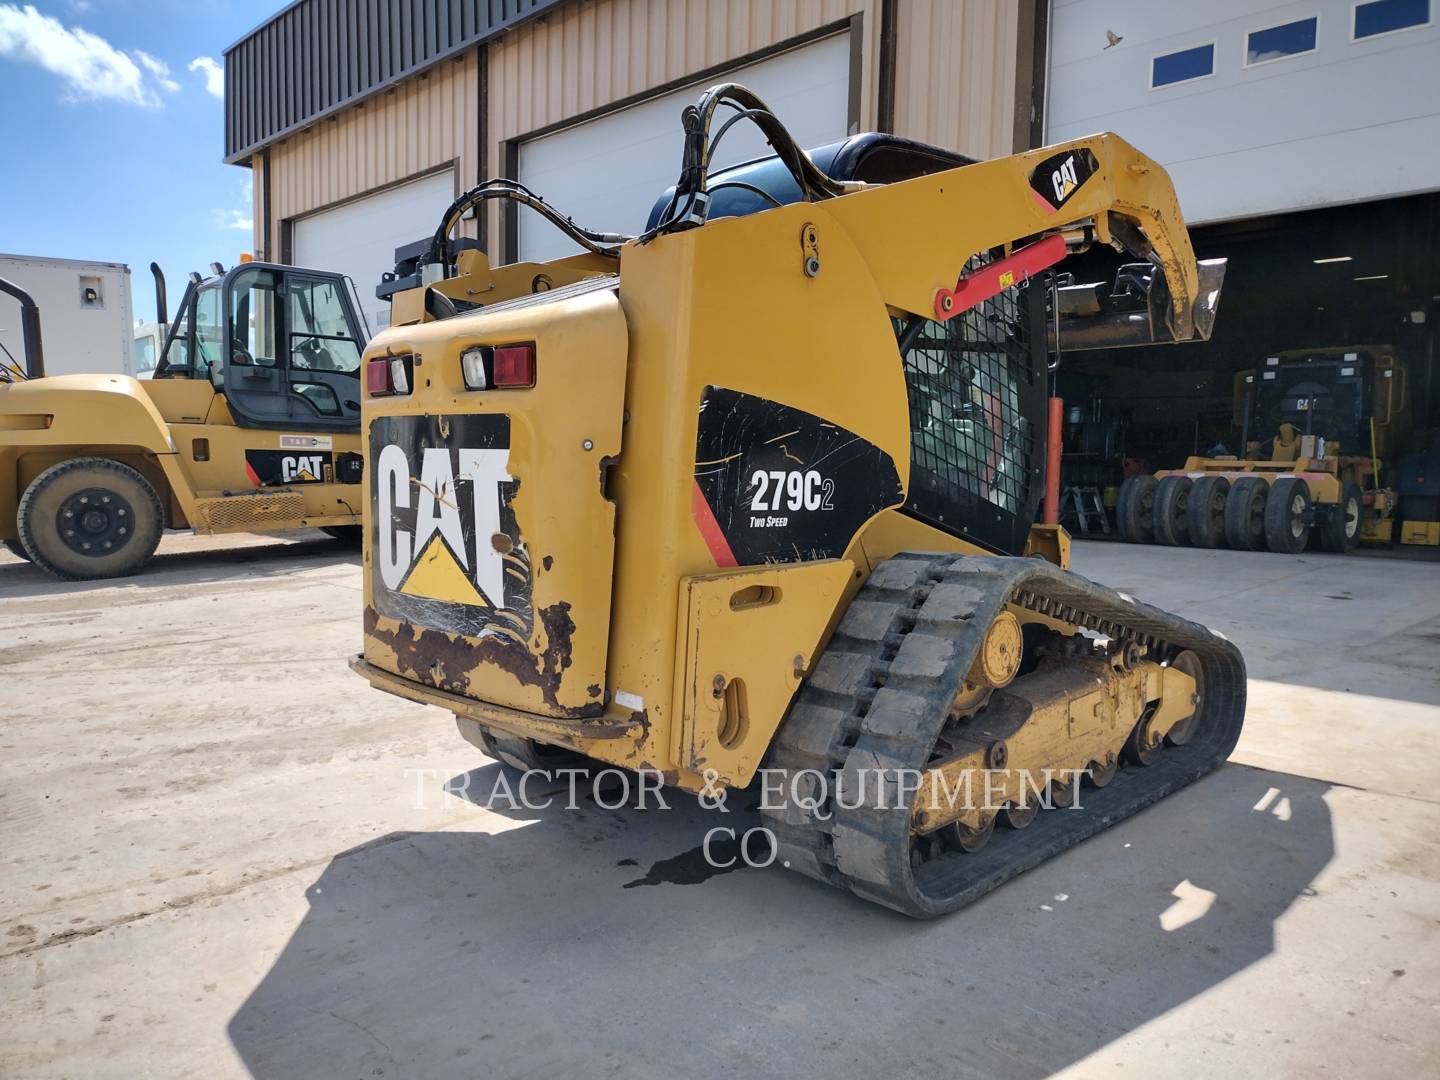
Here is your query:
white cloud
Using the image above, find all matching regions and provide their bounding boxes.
[0,3,177,107]
[213,177,255,234]
[189,55,223,99]
[135,50,178,94]
[213,209,254,232]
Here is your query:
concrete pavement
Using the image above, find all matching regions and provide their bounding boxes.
[1,534,1437,1078]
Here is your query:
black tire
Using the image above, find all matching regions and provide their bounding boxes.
[17,458,164,581]
[1152,476,1193,546]
[1187,476,1230,549]
[1264,476,1312,554]
[3,538,29,561]
[1224,477,1268,551]
[321,525,363,545]
[1317,482,1362,553]
[1117,475,1159,544]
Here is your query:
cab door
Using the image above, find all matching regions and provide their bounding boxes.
[221,263,367,433]
[204,264,367,512]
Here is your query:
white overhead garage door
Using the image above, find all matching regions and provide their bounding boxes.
[517,33,852,263]
[292,168,456,333]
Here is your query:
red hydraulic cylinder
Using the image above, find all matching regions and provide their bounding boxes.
[1043,397,1063,525]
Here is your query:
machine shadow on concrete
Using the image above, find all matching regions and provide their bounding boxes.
[228,760,1334,1079]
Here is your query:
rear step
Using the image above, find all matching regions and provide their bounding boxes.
[761,553,1246,918]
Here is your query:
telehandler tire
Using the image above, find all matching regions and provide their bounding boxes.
[1224,477,1268,550]
[18,458,164,581]
[1264,476,1312,554]
[1117,475,1158,543]
[3,538,29,561]
[1152,476,1193,546]
[1187,476,1230,548]
[1316,482,1362,553]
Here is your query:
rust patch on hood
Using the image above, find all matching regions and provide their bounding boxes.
[364,602,599,718]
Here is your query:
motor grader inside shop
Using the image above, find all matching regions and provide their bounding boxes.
[350,84,1244,918]
[1116,345,1410,555]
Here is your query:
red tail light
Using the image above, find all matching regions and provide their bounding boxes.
[492,344,535,388]
[366,358,392,396]
[367,355,412,396]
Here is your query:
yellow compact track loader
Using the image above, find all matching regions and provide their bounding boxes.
[1117,346,1408,554]
[1,262,368,580]
[351,85,1244,917]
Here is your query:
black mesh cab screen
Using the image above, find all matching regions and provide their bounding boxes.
[896,264,1049,556]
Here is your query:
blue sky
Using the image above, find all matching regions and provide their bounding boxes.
[0,0,288,323]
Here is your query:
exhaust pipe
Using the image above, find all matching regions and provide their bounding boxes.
[0,276,45,380]
[150,262,168,325]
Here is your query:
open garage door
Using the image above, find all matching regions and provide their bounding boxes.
[292,169,456,332]
[517,33,852,263]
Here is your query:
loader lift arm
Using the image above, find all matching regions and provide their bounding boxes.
[824,131,1222,347]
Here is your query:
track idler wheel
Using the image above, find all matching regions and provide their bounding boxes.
[1086,753,1119,788]
[1001,801,1039,830]
[1124,707,1163,766]
[1165,650,1204,746]
[941,813,997,854]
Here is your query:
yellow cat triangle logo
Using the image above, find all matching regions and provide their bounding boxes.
[295,468,318,481]
[399,535,490,606]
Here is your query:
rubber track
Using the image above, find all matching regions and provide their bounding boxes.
[761,553,1246,918]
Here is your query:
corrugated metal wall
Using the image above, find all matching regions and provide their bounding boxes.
[250,0,1035,261]
[225,0,559,163]
[892,0,1023,160]
[259,50,482,260]
[484,0,878,247]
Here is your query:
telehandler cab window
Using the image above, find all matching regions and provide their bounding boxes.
[230,269,280,368]
[287,277,361,376]
[193,285,224,380]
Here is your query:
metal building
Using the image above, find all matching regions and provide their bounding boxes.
[226,0,1046,329]
[1043,0,1440,520]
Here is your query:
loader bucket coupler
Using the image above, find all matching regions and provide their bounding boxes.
[1052,257,1227,351]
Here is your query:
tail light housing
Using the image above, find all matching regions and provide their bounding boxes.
[367,355,413,397]
[460,343,535,390]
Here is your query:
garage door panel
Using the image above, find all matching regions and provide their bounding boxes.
[293,169,456,332]
[518,34,850,263]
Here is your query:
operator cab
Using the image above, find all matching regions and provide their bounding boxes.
[153,262,369,432]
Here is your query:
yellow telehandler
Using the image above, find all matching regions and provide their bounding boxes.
[1,261,368,580]
[349,85,1243,917]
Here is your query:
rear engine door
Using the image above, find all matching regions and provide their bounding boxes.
[365,280,627,719]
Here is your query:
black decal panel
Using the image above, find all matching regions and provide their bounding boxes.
[1029,147,1099,213]
[369,414,531,639]
[244,449,332,486]
[692,386,903,565]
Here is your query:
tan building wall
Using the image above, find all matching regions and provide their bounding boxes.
[254,49,481,262]
[484,0,886,253]
[892,0,1025,159]
[251,0,1035,264]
